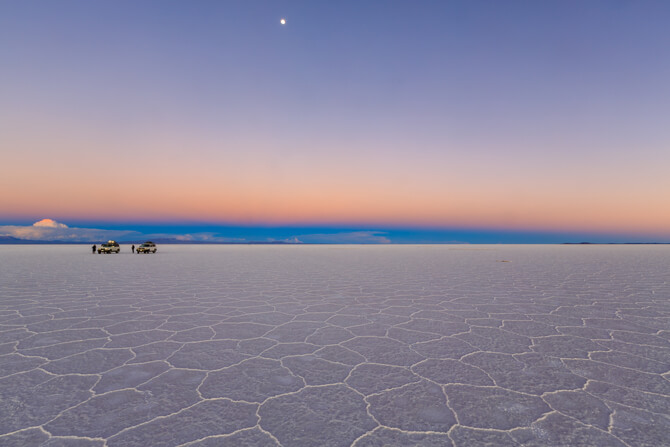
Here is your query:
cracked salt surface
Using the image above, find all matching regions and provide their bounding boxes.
[0,244,669,446]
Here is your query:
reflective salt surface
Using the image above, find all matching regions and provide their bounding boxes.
[0,245,668,446]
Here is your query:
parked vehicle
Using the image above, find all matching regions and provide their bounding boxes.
[136,241,157,254]
[98,240,120,254]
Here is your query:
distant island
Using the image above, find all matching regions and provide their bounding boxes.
[561,242,670,245]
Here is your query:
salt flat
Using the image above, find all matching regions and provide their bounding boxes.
[0,245,668,446]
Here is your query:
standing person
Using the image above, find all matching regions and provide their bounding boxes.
[132,244,135,254]
[92,244,96,254]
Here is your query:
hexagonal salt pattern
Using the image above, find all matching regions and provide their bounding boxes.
[0,244,668,446]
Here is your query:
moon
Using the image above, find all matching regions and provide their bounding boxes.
[280,18,286,25]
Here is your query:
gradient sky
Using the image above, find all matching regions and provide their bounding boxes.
[1,1,669,242]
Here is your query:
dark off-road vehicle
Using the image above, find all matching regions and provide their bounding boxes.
[136,241,157,254]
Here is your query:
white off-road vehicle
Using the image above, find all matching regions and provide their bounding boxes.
[98,240,120,254]
[136,241,157,254]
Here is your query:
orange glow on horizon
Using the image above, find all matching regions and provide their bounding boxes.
[2,166,669,236]
[2,115,669,237]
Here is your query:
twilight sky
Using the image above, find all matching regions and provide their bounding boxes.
[1,1,669,243]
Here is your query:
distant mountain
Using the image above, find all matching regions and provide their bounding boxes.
[0,236,26,244]
[562,242,670,245]
[128,238,291,245]
[0,236,72,244]
[0,235,292,245]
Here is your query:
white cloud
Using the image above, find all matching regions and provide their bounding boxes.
[282,237,303,244]
[265,236,303,244]
[33,218,68,228]
[0,221,390,244]
[0,219,138,242]
[294,231,391,244]
[0,223,250,243]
